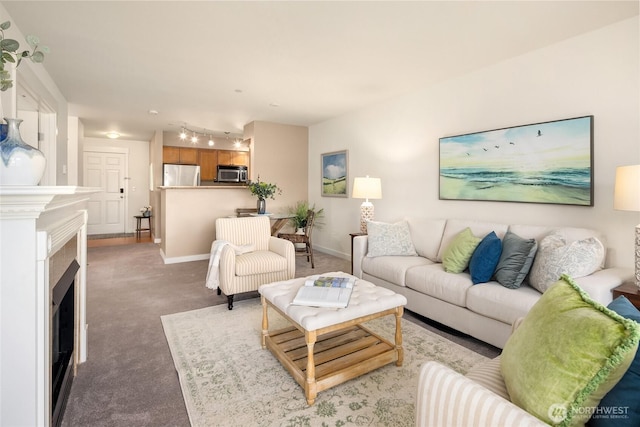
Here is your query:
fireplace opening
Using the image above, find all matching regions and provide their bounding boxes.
[51,259,79,427]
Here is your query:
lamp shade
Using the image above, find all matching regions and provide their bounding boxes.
[352,176,382,200]
[614,165,640,212]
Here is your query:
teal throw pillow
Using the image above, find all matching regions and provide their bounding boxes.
[468,231,502,284]
[590,296,640,427]
[493,230,537,289]
[442,227,481,273]
[501,276,640,427]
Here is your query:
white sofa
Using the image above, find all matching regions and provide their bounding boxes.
[352,218,632,349]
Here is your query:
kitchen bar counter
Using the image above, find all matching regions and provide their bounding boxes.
[158,186,291,264]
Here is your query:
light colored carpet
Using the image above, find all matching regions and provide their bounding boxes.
[161,298,488,427]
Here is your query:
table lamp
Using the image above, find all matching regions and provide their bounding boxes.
[614,164,640,287]
[352,176,382,233]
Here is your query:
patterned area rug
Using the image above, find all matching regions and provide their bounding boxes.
[161,299,488,427]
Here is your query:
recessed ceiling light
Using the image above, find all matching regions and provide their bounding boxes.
[269,102,280,107]
[148,109,159,115]
[234,89,243,93]
[106,131,120,139]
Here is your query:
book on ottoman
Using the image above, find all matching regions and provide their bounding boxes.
[292,275,355,308]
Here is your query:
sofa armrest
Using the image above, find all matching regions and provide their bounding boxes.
[416,361,546,427]
[573,267,634,306]
[352,235,368,278]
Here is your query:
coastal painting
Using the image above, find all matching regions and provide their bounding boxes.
[321,150,348,197]
[439,116,593,206]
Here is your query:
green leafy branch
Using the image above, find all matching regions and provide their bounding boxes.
[0,21,49,91]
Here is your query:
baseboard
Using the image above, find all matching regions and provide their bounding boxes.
[160,249,209,265]
[314,245,349,260]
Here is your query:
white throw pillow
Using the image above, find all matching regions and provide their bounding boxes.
[529,232,605,293]
[366,220,418,257]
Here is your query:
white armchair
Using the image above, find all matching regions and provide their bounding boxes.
[215,216,295,309]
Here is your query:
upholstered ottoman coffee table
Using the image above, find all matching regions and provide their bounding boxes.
[258,272,407,405]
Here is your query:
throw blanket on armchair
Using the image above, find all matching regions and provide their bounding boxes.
[205,240,255,290]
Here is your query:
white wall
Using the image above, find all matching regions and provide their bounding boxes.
[309,17,640,269]
[83,138,150,233]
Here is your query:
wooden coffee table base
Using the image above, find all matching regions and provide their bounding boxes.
[261,299,404,405]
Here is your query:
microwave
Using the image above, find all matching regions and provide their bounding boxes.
[217,165,248,183]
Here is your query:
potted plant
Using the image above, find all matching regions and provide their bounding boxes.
[0,21,49,185]
[247,176,282,214]
[288,200,324,232]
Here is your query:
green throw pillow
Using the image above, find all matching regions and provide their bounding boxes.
[501,275,640,427]
[442,227,481,273]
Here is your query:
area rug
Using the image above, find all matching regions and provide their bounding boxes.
[161,298,488,427]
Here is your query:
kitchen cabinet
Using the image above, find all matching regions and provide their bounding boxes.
[163,146,198,165]
[218,150,249,166]
[199,150,218,181]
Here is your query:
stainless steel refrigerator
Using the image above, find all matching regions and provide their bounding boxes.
[163,164,201,186]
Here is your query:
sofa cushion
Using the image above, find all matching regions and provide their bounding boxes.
[508,224,607,269]
[493,230,538,289]
[406,218,446,261]
[591,296,640,427]
[469,231,502,284]
[437,219,509,262]
[501,276,640,427]
[466,282,541,326]
[465,356,510,401]
[405,264,472,307]
[442,227,482,273]
[361,255,432,287]
[529,232,605,293]
[366,220,418,257]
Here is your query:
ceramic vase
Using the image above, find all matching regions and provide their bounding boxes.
[0,118,46,185]
[257,198,266,214]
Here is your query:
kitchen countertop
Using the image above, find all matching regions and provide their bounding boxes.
[158,184,248,189]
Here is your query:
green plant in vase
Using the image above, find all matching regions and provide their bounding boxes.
[0,21,49,185]
[247,176,281,214]
[288,200,324,231]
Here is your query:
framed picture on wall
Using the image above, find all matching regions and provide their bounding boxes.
[321,150,348,197]
[439,116,594,206]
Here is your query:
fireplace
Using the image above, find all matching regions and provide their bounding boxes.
[51,259,79,427]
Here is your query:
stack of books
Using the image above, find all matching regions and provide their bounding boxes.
[292,275,356,308]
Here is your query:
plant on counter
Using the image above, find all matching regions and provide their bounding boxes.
[1,20,49,91]
[247,177,282,201]
[288,200,324,230]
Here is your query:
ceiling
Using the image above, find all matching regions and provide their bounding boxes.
[3,1,638,142]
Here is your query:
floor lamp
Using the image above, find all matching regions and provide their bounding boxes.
[352,176,382,233]
[614,164,640,287]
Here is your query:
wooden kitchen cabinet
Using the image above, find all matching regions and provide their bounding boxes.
[218,150,249,166]
[163,146,198,165]
[199,150,218,181]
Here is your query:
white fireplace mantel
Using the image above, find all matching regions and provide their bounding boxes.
[0,186,100,427]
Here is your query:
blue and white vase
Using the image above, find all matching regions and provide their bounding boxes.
[0,118,46,185]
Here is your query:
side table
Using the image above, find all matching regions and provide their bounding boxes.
[134,215,152,239]
[350,232,366,274]
[612,282,640,309]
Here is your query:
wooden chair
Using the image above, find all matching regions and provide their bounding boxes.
[236,208,257,217]
[278,209,316,268]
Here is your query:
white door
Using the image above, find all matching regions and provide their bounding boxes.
[84,151,127,235]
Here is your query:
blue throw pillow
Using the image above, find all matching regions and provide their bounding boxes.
[591,296,640,427]
[468,231,502,284]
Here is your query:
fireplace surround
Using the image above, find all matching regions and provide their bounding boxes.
[0,186,98,426]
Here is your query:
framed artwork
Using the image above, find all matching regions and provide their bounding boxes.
[321,150,348,197]
[439,116,594,206]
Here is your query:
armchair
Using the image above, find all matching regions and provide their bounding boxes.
[215,216,295,309]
